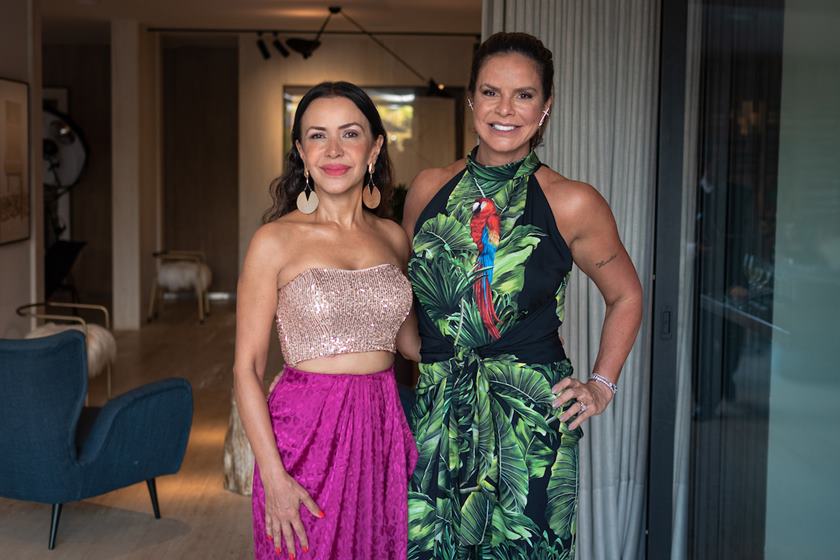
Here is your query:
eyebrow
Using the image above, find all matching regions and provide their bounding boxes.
[305,122,364,133]
[479,83,538,93]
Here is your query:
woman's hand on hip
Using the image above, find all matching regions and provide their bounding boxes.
[551,377,614,430]
[263,471,324,557]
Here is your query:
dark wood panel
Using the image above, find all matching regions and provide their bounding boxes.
[42,45,112,306]
[163,46,239,293]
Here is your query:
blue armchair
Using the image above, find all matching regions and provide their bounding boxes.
[0,330,193,550]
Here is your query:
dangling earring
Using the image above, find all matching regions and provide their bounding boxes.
[362,162,381,210]
[467,98,474,111]
[296,167,319,214]
[538,108,550,127]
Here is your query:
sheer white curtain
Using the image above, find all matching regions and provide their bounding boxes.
[671,3,703,559]
[482,1,661,558]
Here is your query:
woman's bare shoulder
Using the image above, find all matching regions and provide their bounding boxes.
[370,216,411,261]
[413,159,466,191]
[536,166,610,216]
[247,214,312,261]
[535,166,615,244]
[403,159,466,232]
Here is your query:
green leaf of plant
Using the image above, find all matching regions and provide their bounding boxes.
[458,490,494,546]
[484,361,554,435]
[492,225,544,296]
[546,444,579,540]
[493,179,530,234]
[489,505,540,545]
[413,213,474,258]
[444,300,491,348]
[555,273,570,323]
[409,255,475,322]
[474,370,496,474]
[408,492,437,552]
[412,364,451,491]
[492,400,530,512]
[515,420,556,479]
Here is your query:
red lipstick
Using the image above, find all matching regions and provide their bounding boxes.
[321,164,351,176]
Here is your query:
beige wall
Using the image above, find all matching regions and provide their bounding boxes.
[0,0,42,338]
[111,20,161,330]
[237,33,475,265]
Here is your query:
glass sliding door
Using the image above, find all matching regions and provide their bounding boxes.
[663,0,840,558]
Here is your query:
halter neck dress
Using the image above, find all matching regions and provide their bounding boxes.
[407,151,581,558]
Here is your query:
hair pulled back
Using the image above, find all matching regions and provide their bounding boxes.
[468,32,555,149]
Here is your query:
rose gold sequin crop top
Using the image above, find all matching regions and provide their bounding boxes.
[275,264,413,365]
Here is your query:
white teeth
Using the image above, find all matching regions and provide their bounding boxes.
[491,124,515,131]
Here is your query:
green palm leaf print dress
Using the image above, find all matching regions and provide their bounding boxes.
[407,150,581,559]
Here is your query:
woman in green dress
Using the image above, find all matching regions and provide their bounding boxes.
[399,32,643,558]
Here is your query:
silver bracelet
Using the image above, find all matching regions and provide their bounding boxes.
[589,373,618,395]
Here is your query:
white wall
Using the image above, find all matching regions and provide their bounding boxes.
[0,0,42,338]
[765,0,840,557]
[237,33,475,265]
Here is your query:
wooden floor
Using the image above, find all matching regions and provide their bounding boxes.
[0,301,282,558]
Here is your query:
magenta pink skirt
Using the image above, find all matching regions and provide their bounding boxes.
[252,365,417,559]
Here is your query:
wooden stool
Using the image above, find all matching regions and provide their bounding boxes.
[148,250,212,323]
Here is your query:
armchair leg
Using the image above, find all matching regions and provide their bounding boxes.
[195,286,205,324]
[49,503,63,550]
[147,280,160,323]
[147,478,161,519]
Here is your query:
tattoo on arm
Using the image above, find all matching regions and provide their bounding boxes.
[595,254,617,269]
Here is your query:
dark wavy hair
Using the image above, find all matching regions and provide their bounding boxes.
[468,32,555,150]
[263,81,394,222]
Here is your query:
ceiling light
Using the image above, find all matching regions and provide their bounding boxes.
[256,33,271,60]
[286,5,339,59]
[286,37,321,59]
[272,33,290,57]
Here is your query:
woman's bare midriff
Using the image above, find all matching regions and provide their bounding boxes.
[291,350,396,375]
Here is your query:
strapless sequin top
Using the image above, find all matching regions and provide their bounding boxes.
[275,264,413,365]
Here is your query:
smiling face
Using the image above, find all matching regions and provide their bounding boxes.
[295,96,383,198]
[471,52,551,165]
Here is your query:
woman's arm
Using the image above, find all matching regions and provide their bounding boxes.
[397,166,458,363]
[233,224,322,555]
[396,309,421,363]
[545,178,643,429]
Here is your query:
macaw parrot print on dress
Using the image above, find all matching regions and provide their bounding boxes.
[470,197,502,339]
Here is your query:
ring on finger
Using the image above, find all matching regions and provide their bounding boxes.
[578,401,587,414]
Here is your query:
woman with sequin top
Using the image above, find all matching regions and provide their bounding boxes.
[233,82,418,560]
[399,33,643,558]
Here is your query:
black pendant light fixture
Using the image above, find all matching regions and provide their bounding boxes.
[286,6,340,59]
[255,32,271,60]
[272,32,290,57]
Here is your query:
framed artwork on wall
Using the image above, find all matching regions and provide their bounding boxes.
[0,77,30,246]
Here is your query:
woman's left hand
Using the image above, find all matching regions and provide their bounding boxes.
[551,377,614,430]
